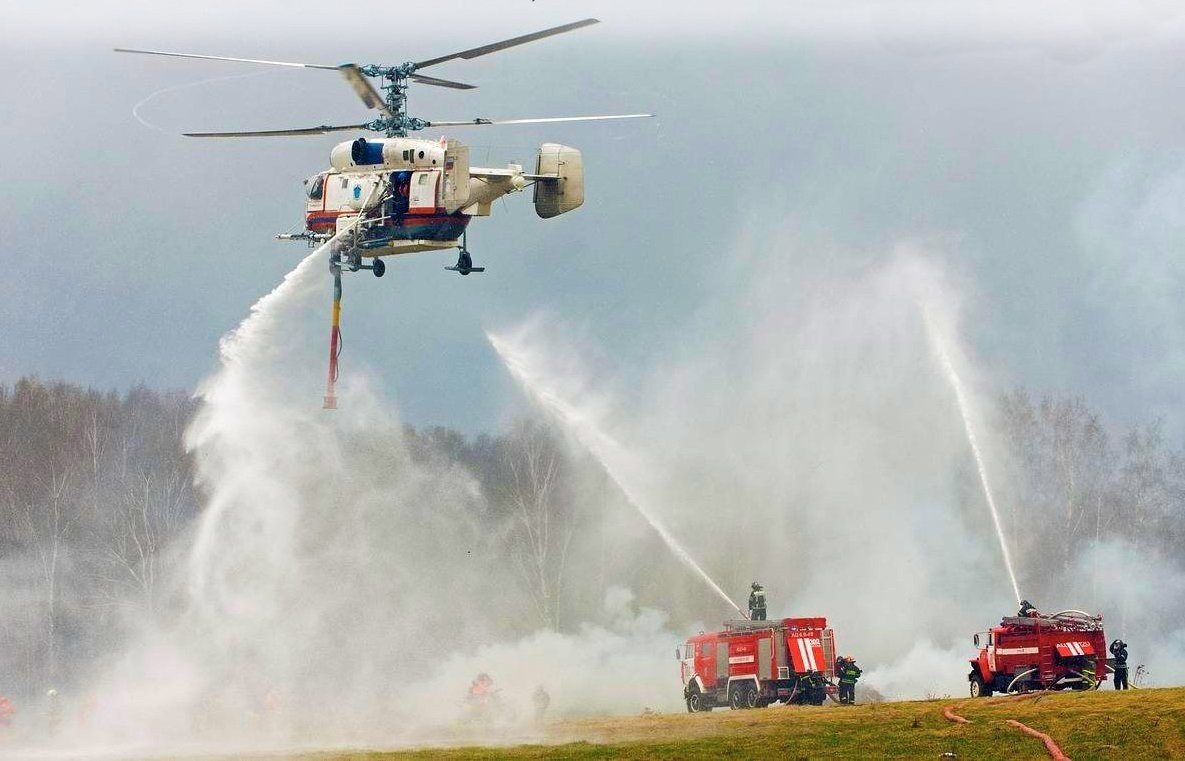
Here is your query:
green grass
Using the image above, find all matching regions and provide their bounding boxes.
[284,687,1185,760]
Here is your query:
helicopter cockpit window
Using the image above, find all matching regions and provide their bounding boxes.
[305,175,324,200]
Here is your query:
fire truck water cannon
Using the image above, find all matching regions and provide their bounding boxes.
[678,617,839,712]
[968,609,1109,697]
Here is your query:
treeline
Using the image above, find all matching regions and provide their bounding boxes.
[993,389,1185,586]
[0,379,613,703]
[0,379,198,701]
[1,376,1183,703]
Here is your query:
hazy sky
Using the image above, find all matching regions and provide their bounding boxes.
[2,1,1183,436]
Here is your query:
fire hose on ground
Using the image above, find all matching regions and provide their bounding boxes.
[941,693,1071,761]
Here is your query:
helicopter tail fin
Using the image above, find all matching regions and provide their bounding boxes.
[532,144,583,219]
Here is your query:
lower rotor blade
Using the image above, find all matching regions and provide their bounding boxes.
[184,123,370,138]
[410,73,477,90]
[423,114,653,127]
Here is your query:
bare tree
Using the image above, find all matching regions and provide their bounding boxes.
[497,419,578,630]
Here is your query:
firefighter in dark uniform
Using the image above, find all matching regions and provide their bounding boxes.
[838,657,862,704]
[1018,600,1038,617]
[1110,639,1130,690]
[748,582,767,621]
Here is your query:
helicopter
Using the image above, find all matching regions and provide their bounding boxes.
[117,19,650,409]
[116,19,649,278]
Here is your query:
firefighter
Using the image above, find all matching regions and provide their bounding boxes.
[748,582,767,621]
[468,673,493,701]
[46,688,60,734]
[532,684,550,724]
[1018,600,1039,618]
[800,671,827,705]
[838,657,862,704]
[1110,639,1129,690]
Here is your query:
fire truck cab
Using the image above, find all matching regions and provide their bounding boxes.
[968,610,1107,696]
[678,617,837,712]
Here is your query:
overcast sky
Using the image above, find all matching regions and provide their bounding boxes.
[1,1,1183,436]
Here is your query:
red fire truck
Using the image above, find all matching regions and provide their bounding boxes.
[678,617,838,711]
[968,610,1107,696]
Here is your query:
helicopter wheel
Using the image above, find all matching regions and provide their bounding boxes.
[372,258,386,278]
[458,251,473,274]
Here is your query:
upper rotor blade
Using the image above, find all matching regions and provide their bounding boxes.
[338,65,392,116]
[423,114,653,127]
[114,48,339,70]
[183,123,370,138]
[409,73,477,90]
[413,18,600,69]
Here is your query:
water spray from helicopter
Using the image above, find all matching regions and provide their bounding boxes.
[487,330,749,620]
[920,304,1023,606]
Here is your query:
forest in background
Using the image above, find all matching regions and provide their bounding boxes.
[1,376,1183,703]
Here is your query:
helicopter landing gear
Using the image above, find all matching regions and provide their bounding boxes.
[329,246,384,277]
[446,231,485,276]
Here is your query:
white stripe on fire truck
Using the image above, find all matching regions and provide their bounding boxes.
[729,655,755,665]
[796,638,818,671]
[994,647,1040,655]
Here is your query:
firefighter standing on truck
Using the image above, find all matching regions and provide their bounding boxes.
[1110,639,1129,690]
[748,582,767,621]
[838,657,862,704]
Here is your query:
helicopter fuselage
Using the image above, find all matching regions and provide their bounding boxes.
[303,136,512,257]
[299,136,582,258]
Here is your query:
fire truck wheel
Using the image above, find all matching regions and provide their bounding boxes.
[686,689,710,713]
[970,675,992,698]
[730,684,758,710]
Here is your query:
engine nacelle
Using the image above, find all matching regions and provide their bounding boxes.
[533,143,584,219]
[329,137,445,172]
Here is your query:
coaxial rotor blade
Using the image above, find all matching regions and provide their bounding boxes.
[413,18,600,69]
[338,64,392,116]
[422,113,653,127]
[409,73,477,90]
[183,123,370,138]
[114,48,340,70]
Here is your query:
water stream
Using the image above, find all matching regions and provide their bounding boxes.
[487,330,749,619]
[922,308,1022,605]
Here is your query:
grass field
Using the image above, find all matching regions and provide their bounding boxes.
[293,687,1185,760]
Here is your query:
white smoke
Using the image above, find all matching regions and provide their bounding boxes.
[861,641,969,700]
[13,244,689,757]
[484,243,1031,698]
[1061,539,1185,687]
